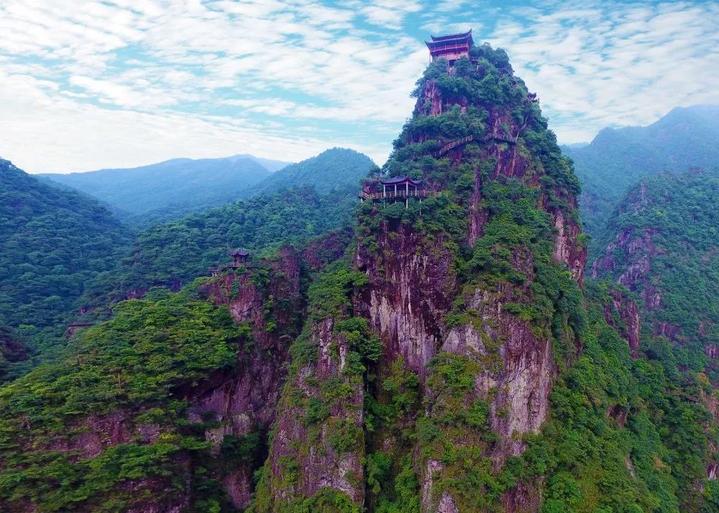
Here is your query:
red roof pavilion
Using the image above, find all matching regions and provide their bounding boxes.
[426,30,474,63]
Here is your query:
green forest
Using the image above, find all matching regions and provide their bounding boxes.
[1,33,719,513]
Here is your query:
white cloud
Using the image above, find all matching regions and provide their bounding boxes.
[0,0,717,171]
[486,1,719,142]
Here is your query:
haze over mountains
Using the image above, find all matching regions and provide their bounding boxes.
[564,105,719,240]
[6,39,719,512]
[40,148,373,226]
[39,154,285,225]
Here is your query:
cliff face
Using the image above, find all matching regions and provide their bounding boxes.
[602,288,641,356]
[355,223,457,376]
[591,171,719,496]
[190,247,304,509]
[0,247,311,513]
[592,171,719,366]
[4,40,717,513]
[252,45,586,513]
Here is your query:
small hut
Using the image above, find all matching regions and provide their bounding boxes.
[230,248,250,268]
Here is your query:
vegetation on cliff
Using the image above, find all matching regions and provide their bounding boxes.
[0,159,131,376]
[83,186,357,313]
[2,39,719,513]
[565,105,719,243]
[593,170,719,379]
[0,287,241,512]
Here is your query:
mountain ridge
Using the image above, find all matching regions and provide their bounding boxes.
[563,104,719,241]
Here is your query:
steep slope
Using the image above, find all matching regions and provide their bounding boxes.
[253,43,583,513]
[565,105,719,240]
[248,148,375,197]
[82,187,357,311]
[593,170,719,377]
[41,155,274,225]
[3,43,718,513]
[0,244,349,513]
[0,159,130,346]
[0,327,28,382]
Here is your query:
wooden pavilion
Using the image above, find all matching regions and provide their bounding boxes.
[230,248,250,268]
[359,176,431,208]
[426,30,474,64]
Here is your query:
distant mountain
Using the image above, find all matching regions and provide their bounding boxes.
[249,147,375,196]
[40,154,282,224]
[565,105,719,241]
[239,154,290,172]
[83,187,358,310]
[0,158,131,371]
[41,150,372,227]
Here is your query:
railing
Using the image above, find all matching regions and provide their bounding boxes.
[434,134,475,157]
[431,133,516,158]
[360,189,436,201]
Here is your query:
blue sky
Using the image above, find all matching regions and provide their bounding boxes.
[0,0,717,172]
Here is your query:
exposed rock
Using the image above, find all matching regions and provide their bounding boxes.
[191,247,304,507]
[551,208,586,283]
[454,288,554,461]
[603,289,641,356]
[502,480,542,513]
[654,321,681,341]
[263,318,365,508]
[421,459,445,513]
[592,228,657,290]
[607,404,629,427]
[356,223,457,377]
[709,463,718,481]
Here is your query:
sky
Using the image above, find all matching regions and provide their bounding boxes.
[0,0,718,173]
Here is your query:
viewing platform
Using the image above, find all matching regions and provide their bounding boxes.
[359,176,437,207]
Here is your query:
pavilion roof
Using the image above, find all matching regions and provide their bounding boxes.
[426,30,473,50]
[380,176,422,186]
[230,248,250,257]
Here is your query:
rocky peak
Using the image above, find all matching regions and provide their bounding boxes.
[251,42,588,513]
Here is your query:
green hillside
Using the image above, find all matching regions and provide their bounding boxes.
[592,170,719,378]
[566,105,719,241]
[83,186,358,309]
[41,155,274,225]
[0,159,131,335]
[248,148,375,196]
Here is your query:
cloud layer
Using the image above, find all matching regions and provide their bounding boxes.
[0,0,717,172]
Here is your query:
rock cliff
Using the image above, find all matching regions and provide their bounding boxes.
[253,43,586,513]
[5,39,712,513]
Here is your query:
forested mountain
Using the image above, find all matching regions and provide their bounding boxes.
[593,170,719,379]
[565,105,719,240]
[0,159,131,348]
[248,148,375,197]
[0,326,27,383]
[4,42,718,513]
[82,186,358,310]
[40,155,278,225]
[41,149,373,227]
